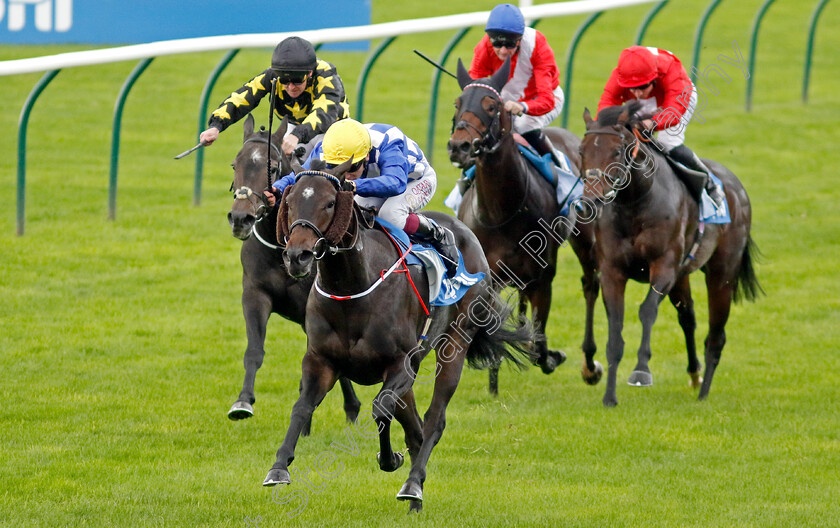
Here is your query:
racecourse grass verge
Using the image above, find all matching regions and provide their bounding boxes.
[2,0,840,526]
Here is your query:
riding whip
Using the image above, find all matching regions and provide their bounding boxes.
[173,142,205,159]
[413,49,457,80]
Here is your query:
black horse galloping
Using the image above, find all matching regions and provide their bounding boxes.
[262,162,537,512]
[579,102,762,406]
[226,113,360,429]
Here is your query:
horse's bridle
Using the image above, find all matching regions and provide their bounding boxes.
[286,171,360,260]
[232,136,283,222]
[581,126,651,204]
[452,82,507,156]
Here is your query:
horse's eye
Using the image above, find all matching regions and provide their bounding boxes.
[326,200,336,209]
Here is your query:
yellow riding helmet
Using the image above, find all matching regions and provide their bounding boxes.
[322,119,371,164]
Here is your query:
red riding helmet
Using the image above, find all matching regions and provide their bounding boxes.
[617,46,658,88]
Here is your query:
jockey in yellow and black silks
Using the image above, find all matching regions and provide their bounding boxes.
[200,36,351,156]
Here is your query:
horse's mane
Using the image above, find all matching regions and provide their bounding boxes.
[596,100,644,127]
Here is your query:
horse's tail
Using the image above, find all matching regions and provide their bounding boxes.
[465,283,539,370]
[733,235,765,303]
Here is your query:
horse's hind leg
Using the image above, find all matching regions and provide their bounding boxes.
[699,276,734,400]
[488,293,525,396]
[263,354,336,486]
[580,261,602,385]
[338,377,361,423]
[668,275,702,387]
[229,290,272,420]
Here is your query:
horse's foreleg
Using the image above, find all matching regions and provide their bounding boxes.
[600,270,627,407]
[263,354,336,486]
[629,262,677,387]
[398,341,468,510]
[373,364,416,474]
[668,275,701,387]
[528,285,566,374]
[699,277,733,400]
[338,377,361,423]
[230,289,272,420]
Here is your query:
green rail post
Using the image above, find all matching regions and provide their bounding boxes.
[425,28,471,165]
[745,0,778,111]
[194,49,239,206]
[802,0,831,103]
[635,1,668,45]
[562,11,604,129]
[16,69,60,236]
[109,58,154,220]
[355,36,396,122]
[691,0,725,83]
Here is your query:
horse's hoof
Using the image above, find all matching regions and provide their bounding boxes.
[581,360,604,385]
[627,370,653,387]
[396,480,423,502]
[603,396,618,408]
[228,401,254,420]
[377,451,405,472]
[263,468,291,487]
[408,499,423,513]
[540,349,566,374]
[689,372,703,388]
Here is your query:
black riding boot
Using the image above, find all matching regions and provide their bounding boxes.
[668,144,726,212]
[414,215,459,278]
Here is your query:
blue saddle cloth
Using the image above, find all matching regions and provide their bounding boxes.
[699,173,731,224]
[375,218,485,307]
[516,144,582,216]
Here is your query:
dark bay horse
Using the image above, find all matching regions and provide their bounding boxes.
[447,58,600,394]
[579,102,763,407]
[263,164,537,512]
[226,113,360,428]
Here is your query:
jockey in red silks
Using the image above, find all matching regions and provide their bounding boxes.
[445,3,568,214]
[598,45,726,212]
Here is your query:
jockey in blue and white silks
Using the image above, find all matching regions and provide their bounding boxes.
[271,119,459,276]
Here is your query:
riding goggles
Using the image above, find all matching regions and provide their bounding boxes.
[628,81,653,91]
[326,158,366,173]
[490,36,520,49]
[275,71,309,85]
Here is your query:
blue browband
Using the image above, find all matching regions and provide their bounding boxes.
[294,170,343,191]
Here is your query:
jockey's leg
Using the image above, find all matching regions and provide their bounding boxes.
[668,144,726,212]
[410,213,459,278]
[657,86,725,214]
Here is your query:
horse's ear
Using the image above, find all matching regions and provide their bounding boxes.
[583,107,594,128]
[272,116,289,145]
[456,58,473,90]
[489,57,511,92]
[243,113,254,140]
[617,107,630,125]
[326,158,354,179]
[290,154,305,174]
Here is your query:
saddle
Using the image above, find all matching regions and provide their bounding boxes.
[374,218,484,307]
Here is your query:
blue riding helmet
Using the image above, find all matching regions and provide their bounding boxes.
[485,3,525,35]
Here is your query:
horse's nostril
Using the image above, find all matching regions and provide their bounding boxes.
[459,142,471,154]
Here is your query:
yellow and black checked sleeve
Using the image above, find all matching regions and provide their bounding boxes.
[290,60,351,145]
[207,69,273,133]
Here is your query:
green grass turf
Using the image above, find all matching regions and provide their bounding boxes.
[1,0,839,526]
